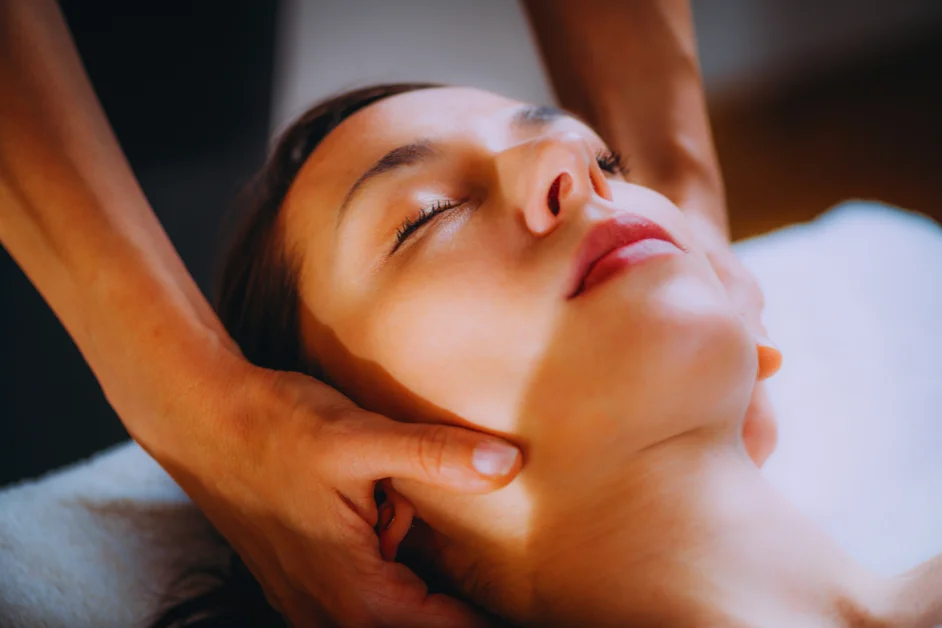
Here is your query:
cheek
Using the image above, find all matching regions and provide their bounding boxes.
[352,265,554,436]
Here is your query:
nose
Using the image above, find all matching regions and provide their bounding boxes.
[495,132,613,236]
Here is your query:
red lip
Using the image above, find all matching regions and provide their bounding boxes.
[566,214,683,299]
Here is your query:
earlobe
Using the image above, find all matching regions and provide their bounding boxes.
[376,480,416,561]
[756,336,782,381]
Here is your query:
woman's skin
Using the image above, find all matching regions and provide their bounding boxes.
[283,86,942,627]
[0,0,773,625]
[523,0,779,466]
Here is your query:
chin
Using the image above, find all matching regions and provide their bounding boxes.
[588,278,756,434]
[656,308,757,430]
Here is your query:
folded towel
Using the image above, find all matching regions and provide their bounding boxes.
[2,201,940,627]
[0,443,226,627]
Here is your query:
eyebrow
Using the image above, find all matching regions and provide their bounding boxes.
[335,104,569,227]
[511,104,567,127]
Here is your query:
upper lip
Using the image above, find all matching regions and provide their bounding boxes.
[565,213,681,298]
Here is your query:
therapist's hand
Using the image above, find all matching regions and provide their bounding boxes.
[155,352,519,627]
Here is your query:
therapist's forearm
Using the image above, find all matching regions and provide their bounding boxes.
[0,0,236,446]
[524,0,728,236]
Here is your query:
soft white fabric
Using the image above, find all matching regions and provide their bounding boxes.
[1,201,940,627]
[0,444,226,628]
[742,202,942,577]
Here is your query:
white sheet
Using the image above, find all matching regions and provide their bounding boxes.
[2,201,940,627]
[741,202,942,577]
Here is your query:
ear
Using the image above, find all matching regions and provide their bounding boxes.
[756,335,782,381]
[375,479,416,562]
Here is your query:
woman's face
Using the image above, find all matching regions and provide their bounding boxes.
[282,87,757,459]
[280,86,763,614]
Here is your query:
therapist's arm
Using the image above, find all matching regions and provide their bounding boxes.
[524,0,778,465]
[0,1,519,624]
[523,0,725,231]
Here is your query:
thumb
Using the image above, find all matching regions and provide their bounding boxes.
[345,414,522,493]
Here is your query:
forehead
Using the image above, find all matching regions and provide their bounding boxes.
[328,86,523,151]
[300,87,523,188]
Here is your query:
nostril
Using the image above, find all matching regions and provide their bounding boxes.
[547,174,564,216]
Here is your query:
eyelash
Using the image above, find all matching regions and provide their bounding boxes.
[393,199,459,252]
[596,149,627,176]
[392,149,628,252]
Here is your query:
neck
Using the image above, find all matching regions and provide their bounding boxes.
[522,430,897,627]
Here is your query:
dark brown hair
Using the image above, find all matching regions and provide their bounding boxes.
[152,82,441,628]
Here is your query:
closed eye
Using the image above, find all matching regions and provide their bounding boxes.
[392,199,462,253]
[390,150,625,254]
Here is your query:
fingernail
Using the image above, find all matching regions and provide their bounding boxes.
[472,441,519,477]
[756,335,783,380]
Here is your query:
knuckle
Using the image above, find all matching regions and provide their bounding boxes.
[415,425,452,480]
[310,427,350,478]
[315,417,377,482]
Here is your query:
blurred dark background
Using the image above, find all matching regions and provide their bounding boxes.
[1,0,940,486]
[0,0,279,484]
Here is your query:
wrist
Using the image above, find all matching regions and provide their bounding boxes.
[127,328,254,469]
[73,250,247,450]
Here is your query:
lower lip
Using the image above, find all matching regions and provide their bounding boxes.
[576,239,681,297]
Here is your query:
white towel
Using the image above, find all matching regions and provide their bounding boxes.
[2,201,940,627]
